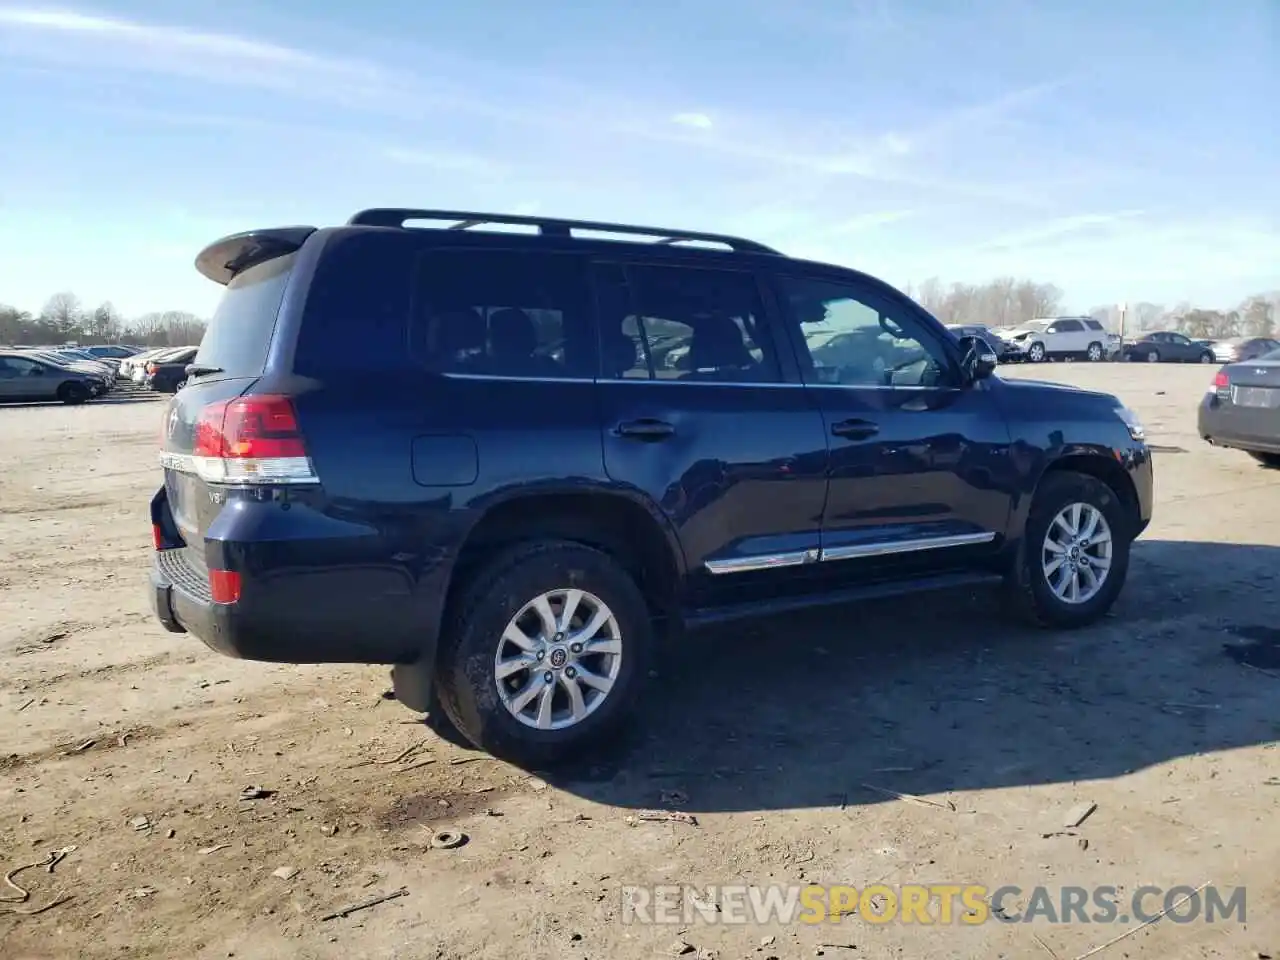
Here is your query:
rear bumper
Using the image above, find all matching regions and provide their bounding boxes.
[150,547,438,664]
[1199,393,1280,454]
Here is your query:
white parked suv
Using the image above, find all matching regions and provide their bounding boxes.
[1003,317,1111,363]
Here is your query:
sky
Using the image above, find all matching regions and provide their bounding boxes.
[0,0,1277,320]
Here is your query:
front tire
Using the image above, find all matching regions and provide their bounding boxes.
[1248,451,1280,469]
[1198,352,1213,363]
[435,539,653,766]
[1003,471,1132,628]
[1145,350,1160,362]
[1027,342,1046,363]
[57,382,89,405]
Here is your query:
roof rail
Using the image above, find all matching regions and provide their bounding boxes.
[346,208,780,255]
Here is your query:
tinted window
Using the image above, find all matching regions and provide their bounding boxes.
[600,264,779,383]
[1055,319,1083,332]
[294,232,415,373]
[194,252,294,377]
[1085,319,1104,330]
[410,249,593,380]
[0,356,43,376]
[777,277,954,388]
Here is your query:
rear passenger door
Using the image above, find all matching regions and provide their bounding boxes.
[591,260,829,596]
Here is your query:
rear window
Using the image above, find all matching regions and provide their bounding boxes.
[193,252,295,377]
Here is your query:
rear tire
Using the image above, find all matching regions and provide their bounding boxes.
[1248,452,1280,469]
[57,382,89,405]
[434,539,653,766]
[1086,342,1103,362]
[1003,471,1132,629]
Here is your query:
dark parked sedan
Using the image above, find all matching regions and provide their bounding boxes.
[0,351,106,403]
[1199,348,1280,467]
[1122,331,1215,363]
[144,346,198,393]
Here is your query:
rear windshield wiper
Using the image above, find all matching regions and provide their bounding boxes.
[185,363,224,378]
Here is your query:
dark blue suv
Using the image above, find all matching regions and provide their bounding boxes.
[150,208,1153,764]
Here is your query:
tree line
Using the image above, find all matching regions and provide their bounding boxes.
[903,277,1278,340]
[0,292,207,349]
[4,279,1278,349]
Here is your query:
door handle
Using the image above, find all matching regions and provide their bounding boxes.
[615,418,675,441]
[831,418,880,441]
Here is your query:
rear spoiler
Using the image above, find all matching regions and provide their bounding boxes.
[194,227,317,285]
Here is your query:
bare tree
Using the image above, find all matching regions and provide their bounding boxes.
[40,291,84,338]
[87,302,124,342]
[1239,295,1275,337]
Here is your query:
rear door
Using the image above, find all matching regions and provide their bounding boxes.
[592,260,829,599]
[769,271,1013,580]
[160,250,297,580]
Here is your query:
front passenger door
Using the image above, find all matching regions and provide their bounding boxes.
[770,273,1014,580]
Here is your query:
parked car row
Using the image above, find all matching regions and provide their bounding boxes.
[0,346,122,403]
[0,341,202,404]
[122,345,199,392]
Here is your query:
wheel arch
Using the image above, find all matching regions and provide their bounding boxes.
[448,485,687,625]
[1032,450,1141,534]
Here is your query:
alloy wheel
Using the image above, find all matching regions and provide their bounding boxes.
[1041,503,1113,605]
[493,588,624,730]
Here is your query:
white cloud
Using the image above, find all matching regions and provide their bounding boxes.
[671,112,714,130]
[973,210,1146,251]
[0,5,384,92]
[879,133,912,155]
[382,147,507,176]
[827,210,916,235]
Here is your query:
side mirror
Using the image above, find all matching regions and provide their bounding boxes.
[957,336,998,384]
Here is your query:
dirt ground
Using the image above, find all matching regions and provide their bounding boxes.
[1,364,1277,960]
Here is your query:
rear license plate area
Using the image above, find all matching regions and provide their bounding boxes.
[1231,386,1279,408]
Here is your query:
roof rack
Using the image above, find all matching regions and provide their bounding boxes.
[346,208,780,255]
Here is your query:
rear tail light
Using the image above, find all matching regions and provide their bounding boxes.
[152,524,164,550]
[208,569,242,604]
[1214,369,1231,400]
[191,394,318,484]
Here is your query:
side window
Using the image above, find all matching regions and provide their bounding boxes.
[1055,319,1082,333]
[600,264,780,383]
[1085,319,1104,331]
[0,357,39,376]
[776,276,954,388]
[409,249,592,379]
[1170,333,1190,346]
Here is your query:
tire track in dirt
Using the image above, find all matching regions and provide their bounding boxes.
[2,650,192,692]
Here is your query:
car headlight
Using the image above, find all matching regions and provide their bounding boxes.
[1115,405,1145,442]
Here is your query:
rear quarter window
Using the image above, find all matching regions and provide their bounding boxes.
[291,232,416,374]
[194,252,295,377]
